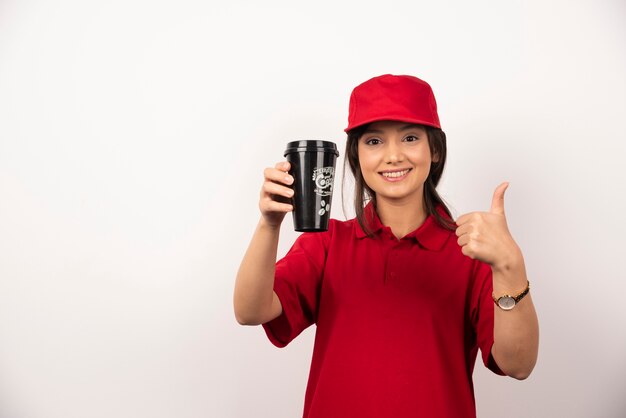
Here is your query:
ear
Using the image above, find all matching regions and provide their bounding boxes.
[431,150,440,163]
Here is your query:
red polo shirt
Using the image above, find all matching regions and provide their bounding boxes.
[263,207,504,418]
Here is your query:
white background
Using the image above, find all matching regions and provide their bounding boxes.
[1,0,625,417]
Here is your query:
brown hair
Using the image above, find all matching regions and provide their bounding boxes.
[342,123,455,237]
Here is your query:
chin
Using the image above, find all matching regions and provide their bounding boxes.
[375,184,424,202]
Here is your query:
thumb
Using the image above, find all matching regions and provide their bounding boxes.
[490,182,509,215]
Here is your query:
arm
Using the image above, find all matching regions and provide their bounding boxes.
[490,250,539,380]
[456,183,539,379]
[233,162,294,326]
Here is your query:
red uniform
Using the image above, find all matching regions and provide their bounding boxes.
[263,206,504,418]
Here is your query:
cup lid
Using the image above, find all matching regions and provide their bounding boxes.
[284,140,339,156]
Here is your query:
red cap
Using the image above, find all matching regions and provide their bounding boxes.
[345,74,441,132]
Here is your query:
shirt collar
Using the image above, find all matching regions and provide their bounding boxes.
[355,202,452,251]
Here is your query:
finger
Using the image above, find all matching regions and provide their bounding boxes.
[460,244,477,260]
[264,167,294,186]
[456,213,470,227]
[274,161,291,172]
[456,212,478,227]
[455,223,473,237]
[262,199,293,213]
[490,182,509,215]
[457,234,470,247]
[262,181,294,199]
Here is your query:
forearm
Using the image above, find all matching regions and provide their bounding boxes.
[233,218,283,325]
[491,255,539,380]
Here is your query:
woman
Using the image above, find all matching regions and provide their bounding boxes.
[234,74,539,418]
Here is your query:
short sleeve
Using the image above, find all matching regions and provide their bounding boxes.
[262,228,330,348]
[471,261,506,376]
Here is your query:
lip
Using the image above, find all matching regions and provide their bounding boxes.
[379,168,412,182]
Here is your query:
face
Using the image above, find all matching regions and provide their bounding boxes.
[357,121,434,205]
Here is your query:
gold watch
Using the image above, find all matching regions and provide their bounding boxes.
[493,280,530,311]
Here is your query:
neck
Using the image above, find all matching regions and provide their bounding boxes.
[375,194,428,239]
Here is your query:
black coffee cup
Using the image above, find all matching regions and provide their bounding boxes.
[284,140,339,232]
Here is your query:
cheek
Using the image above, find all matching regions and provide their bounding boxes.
[413,144,433,165]
[407,146,433,181]
[358,162,376,183]
[357,148,376,171]
[357,154,378,187]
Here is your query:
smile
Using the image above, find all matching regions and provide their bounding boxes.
[380,168,411,180]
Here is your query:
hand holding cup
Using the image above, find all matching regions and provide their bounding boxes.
[259,161,294,229]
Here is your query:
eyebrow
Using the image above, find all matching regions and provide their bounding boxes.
[362,124,423,135]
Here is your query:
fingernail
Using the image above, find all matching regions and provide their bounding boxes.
[285,176,293,184]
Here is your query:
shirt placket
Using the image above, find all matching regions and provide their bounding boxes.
[384,237,402,284]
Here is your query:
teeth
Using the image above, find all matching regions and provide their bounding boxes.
[382,169,409,178]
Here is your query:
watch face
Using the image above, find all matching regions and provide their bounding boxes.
[497,296,516,310]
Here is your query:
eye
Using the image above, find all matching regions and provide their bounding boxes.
[364,137,382,145]
[404,135,420,142]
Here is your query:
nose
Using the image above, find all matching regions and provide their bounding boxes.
[384,140,404,164]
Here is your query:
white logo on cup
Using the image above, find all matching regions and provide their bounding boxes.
[312,167,334,197]
[319,200,330,216]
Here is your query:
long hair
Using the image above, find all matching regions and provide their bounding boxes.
[343,124,455,237]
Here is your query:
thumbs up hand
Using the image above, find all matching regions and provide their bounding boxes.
[455,182,522,272]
